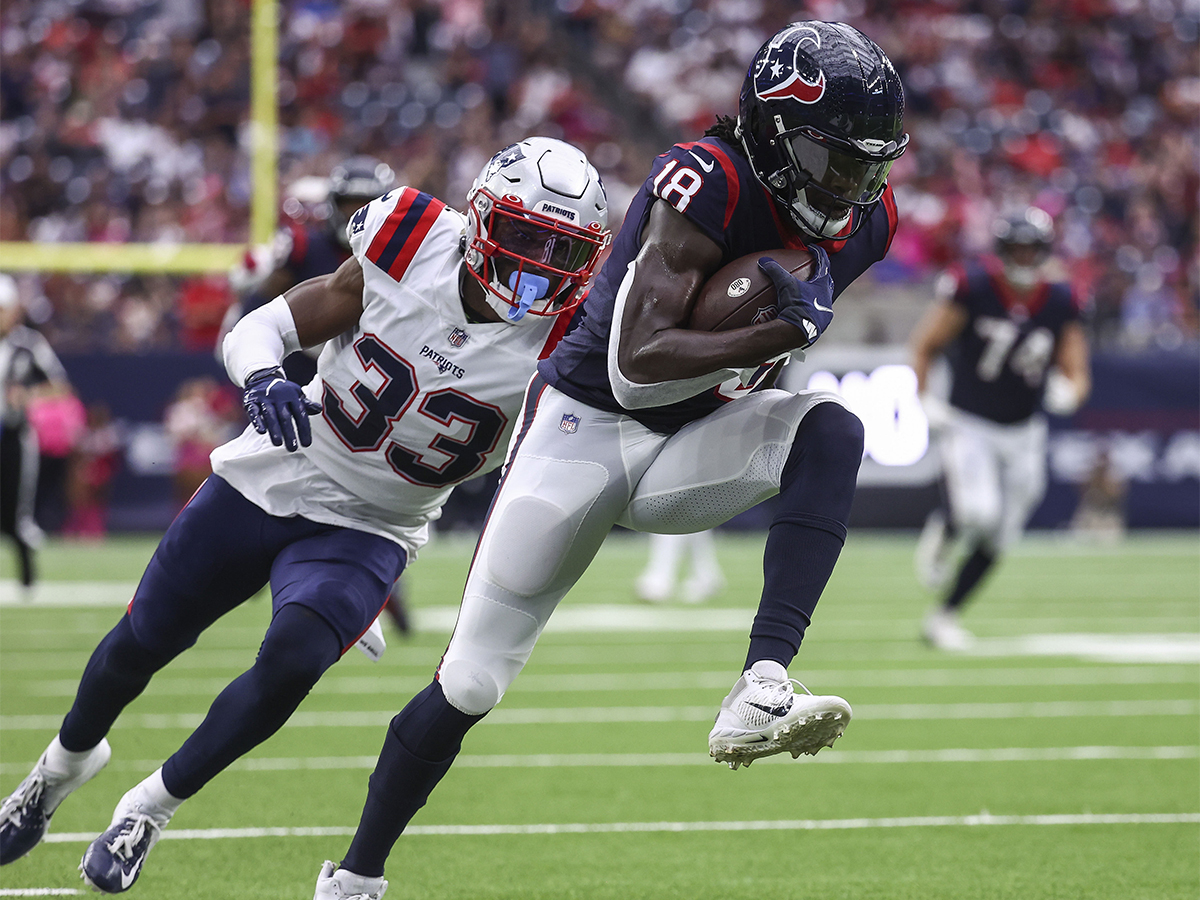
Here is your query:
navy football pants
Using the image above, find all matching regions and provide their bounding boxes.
[58,475,406,797]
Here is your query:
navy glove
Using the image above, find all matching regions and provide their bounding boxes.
[758,245,834,349]
[243,367,322,452]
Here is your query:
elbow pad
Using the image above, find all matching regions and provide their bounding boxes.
[222,295,303,387]
[606,261,739,410]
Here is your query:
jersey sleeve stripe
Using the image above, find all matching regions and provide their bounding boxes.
[880,183,899,255]
[539,303,577,360]
[698,141,740,230]
[367,188,447,280]
[683,140,740,231]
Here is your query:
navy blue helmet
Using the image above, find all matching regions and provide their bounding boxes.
[328,156,397,248]
[738,22,908,240]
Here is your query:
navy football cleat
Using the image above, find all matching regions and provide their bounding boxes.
[0,738,111,865]
[80,783,172,893]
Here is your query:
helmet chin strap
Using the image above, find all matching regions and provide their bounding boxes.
[504,271,550,321]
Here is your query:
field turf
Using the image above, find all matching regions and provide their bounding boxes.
[1,530,1197,899]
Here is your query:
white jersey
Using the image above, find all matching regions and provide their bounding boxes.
[213,186,560,559]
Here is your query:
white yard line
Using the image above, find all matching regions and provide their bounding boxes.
[37,810,1200,846]
[2,698,1197,740]
[3,744,1196,778]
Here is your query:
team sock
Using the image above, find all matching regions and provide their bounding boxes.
[341,681,484,877]
[746,402,863,669]
[944,543,997,611]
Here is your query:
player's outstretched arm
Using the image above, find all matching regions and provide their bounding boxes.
[615,200,814,385]
[222,257,365,450]
[908,283,967,394]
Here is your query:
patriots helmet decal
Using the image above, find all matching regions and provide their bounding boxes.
[753,24,826,104]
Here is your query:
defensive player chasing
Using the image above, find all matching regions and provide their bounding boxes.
[0,137,610,893]
[912,206,1091,650]
[314,21,906,899]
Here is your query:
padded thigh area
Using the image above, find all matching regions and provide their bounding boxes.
[484,457,610,598]
[622,390,846,533]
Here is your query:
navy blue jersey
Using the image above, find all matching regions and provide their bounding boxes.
[945,257,1080,424]
[539,136,898,433]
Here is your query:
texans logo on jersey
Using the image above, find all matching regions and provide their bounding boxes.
[753,23,825,104]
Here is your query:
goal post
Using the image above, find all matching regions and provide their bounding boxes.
[0,0,278,275]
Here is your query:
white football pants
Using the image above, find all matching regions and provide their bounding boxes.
[939,408,1047,553]
[436,381,845,715]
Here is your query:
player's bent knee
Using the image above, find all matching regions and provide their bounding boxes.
[438,658,501,716]
[803,402,864,462]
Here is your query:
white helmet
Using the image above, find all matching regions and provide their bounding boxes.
[465,137,611,323]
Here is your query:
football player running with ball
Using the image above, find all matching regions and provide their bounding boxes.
[912,207,1091,650]
[315,21,907,899]
[0,137,610,893]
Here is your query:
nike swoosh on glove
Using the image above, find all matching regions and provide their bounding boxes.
[758,246,834,349]
[243,367,323,452]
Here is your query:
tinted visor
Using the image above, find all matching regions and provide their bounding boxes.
[786,130,894,207]
[491,213,595,276]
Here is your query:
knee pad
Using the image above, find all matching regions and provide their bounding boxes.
[255,605,340,692]
[785,402,865,480]
[778,402,865,526]
[438,658,501,716]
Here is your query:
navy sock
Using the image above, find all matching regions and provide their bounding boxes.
[161,604,340,798]
[944,542,996,611]
[746,402,864,670]
[341,681,484,877]
[59,615,175,752]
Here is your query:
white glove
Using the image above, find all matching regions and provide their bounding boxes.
[919,392,953,433]
[1043,370,1082,416]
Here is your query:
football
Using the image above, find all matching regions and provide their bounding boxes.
[687,247,816,332]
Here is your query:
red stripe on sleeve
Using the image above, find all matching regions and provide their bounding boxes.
[385,198,446,280]
[881,184,899,255]
[365,188,419,266]
[539,302,577,359]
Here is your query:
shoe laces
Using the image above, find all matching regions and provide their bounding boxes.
[1,774,45,827]
[748,673,812,702]
[105,813,162,861]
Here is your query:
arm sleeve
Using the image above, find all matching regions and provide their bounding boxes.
[221,295,302,387]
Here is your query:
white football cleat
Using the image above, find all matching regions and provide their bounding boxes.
[922,607,975,651]
[314,860,389,900]
[708,662,851,770]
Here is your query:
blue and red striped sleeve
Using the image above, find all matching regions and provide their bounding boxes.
[365,188,447,281]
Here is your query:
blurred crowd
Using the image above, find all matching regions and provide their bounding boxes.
[1,0,1197,354]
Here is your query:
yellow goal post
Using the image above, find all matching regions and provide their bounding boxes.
[0,0,278,275]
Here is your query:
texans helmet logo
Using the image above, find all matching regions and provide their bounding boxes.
[754,24,826,104]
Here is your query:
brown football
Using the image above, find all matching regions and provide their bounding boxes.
[687,248,816,332]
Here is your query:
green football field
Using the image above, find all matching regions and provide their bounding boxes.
[1,531,1197,899]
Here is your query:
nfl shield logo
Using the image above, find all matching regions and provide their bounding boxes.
[448,327,469,347]
[559,413,580,434]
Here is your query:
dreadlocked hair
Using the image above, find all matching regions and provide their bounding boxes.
[703,116,745,157]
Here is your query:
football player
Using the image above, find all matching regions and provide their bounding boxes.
[635,530,725,604]
[0,137,610,893]
[223,158,415,635]
[911,206,1091,650]
[0,275,71,602]
[315,21,906,899]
